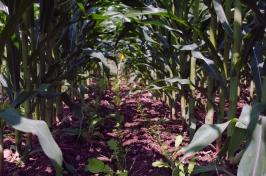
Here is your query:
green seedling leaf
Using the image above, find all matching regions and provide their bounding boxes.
[0,108,63,169]
[107,139,119,151]
[188,160,196,174]
[77,2,85,13]
[238,117,266,176]
[181,121,230,159]
[175,135,183,148]
[116,170,128,176]
[152,160,170,168]
[86,158,109,173]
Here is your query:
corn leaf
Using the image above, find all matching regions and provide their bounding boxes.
[181,121,230,159]
[0,0,8,14]
[0,108,63,169]
[212,0,233,38]
[238,117,266,176]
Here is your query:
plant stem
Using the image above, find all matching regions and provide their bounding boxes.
[205,10,216,124]
[22,9,33,154]
[188,0,200,138]
[228,0,242,120]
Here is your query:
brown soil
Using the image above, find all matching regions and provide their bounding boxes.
[2,83,250,176]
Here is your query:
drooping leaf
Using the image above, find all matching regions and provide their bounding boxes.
[191,51,227,94]
[181,121,230,158]
[11,84,52,108]
[83,48,118,75]
[0,74,7,87]
[0,108,63,169]
[163,77,190,85]
[238,117,266,176]
[247,103,266,142]
[0,0,8,14]
[125,6,167,18]
[212,0,233,37]
[236,105,252,129]
[173,43,198,51]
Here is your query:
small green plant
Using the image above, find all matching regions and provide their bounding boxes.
[85,138,128,176]
[85,158,128,176]
[81,114,104,141]
[152,135,196,176]
[85,158,113,175]
[152,160,195,176]
[107,139,127,173]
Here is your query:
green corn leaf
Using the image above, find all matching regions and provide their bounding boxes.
[0,74,7,87]
[11,84,51,108]
[212,0,233,38]
[191,51,227,94]
[192,164,234,176]
[0,108,63,169]
[181,121,230,159]
[238,117,266,176]
[173,43,198,51]
[125,6,167,18]
[236,105,252,129]
[227,127,247,157]
[163,77,190,85]
[247,103,266,142]
[83,49,118,75]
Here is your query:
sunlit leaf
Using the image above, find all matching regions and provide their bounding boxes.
[212,0,233,37]
[0,108,63,169]
[86,158,111,174]
[152,160,170,168]
[175,135,183,148]
[238,117,266,176]
[0,0,8,14]
[181,121,230,158]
